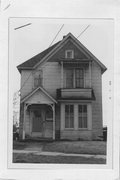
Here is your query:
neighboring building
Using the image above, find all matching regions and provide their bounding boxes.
[17,32,107,140]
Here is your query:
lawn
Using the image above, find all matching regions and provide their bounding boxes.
[13,140,106,155]
[13,153,106,164]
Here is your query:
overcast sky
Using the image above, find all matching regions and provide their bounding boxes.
[9,18,114,125]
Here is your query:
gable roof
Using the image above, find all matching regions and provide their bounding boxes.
[17,32,107,73]
[21,86,57,104]
[17,41,61,72]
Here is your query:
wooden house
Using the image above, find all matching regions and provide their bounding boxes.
[17,33,107,140]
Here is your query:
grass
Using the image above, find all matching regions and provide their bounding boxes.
[13,140,106,155]
[13,153,106,164]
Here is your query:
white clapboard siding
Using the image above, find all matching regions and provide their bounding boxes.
[91,61,103,138]
[21,70,33,99]
[42,62,61,98]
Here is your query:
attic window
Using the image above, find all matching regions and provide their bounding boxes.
[65,50,74,59]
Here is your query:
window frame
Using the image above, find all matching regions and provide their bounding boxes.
[65,50,74,59]
[33,69,43,88]
[65,68,84,88]
[78,104,88,129]
[65,104,74,129]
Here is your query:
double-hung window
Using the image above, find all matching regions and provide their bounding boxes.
[66,68,84,88]
[75,68,84,88]
[65,105,74,128]
[66,69,74,88]
[78,105,87,128]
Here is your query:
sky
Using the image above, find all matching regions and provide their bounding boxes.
[9,18,114,126]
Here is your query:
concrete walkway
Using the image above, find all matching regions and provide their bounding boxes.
[13,149,106,159]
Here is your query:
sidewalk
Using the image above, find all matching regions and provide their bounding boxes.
[13,149,106,159]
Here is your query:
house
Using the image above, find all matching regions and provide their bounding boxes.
[17,32,107,140]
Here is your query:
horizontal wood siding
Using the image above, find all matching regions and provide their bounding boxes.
[91,61,103,139]
[42,62,61,98]
[21,70,33,99]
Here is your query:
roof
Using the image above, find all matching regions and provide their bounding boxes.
[21,86,57,104]
[17,41,61,72]
[17,32,107,73]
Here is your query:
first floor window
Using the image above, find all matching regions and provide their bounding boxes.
[78,105,87,128]
[65,104,74,128]
[46,106,53,121]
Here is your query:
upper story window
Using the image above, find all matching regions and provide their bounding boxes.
[66,68,84,88]
[65,50,74,59]
[34,70,43,88]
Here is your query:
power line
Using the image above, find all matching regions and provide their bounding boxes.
[18,25,64,93]
[77,25,90,39]
[14,23,32,30]
[49,24,64,47]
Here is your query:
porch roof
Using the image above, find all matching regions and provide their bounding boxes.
[21,86,57,104]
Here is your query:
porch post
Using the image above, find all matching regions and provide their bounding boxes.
[22,103,26,140]
[52,103,55,140]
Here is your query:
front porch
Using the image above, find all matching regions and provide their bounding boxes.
[19,86,57,140]
[28,104,54,139]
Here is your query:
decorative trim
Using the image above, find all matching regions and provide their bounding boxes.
[21,86,57,104]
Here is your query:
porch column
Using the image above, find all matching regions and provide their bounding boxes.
[22,103,26,140]
[61,61,64,88]
[52,103,55,140]
[89,61,92,88]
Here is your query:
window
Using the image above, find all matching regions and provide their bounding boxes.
[65,50,74,59]
[78,105,87,128]
[46,106,53,121]
[34,70,43,88]
[66,68,84,88]
[66,69,74,88]
[65,105,74,128]
[75,69,84,88]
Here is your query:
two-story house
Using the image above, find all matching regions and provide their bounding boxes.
[17,32,107,140]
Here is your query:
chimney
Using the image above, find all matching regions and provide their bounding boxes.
[63,35,66,39]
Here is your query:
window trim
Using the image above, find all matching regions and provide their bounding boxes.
[65,50,74,59]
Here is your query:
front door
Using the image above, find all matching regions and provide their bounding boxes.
[32,109,45,137]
